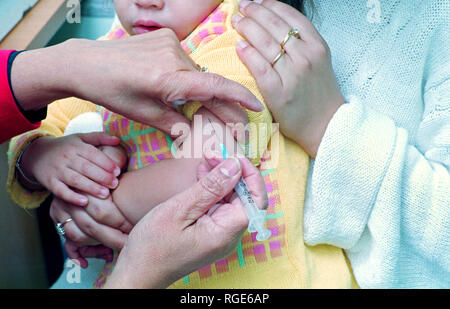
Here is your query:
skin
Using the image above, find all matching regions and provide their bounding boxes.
[43,0,262,275]
[51,0,344,286]
[234,0,345,158]
[20,133,122,205]
[11,30,261,132]
[115,0,223,40]
[105,157,267,288]
[50,107,250,266]
[16,0,265,206]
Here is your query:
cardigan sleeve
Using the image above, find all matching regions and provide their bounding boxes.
[6,98,98,209]
[302,40,450,287]
[0,50,41,143]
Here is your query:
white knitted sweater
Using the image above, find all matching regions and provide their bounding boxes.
[302,0,449,288]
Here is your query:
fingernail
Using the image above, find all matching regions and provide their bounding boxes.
[220,158,241,177]
[231,14,243,26]
[254,99,264,112]
[113,167,121,177]
[100,188,109,198]
[79,196,88,205]
[253,0,264,3]
[236,38,249,50]
[110,178,119,189]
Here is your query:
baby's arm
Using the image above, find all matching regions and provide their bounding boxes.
[112,108,240,225]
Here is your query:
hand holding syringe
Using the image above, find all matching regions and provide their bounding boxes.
[208,118,271,241]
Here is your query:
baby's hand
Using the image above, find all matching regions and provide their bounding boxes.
[65,240,114,269]
[18,132,121,206]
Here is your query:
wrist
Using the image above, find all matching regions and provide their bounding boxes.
[104,248,171,289]
[57,38,106,102]
[16,138,45,191]
[10,41,80,111]
[298,96,345,158]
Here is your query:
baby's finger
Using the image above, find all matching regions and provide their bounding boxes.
[64,168,110,200]
[72,158,118,189]
[52,180,89,206]
[78,245,114,263]
[78,143,120,176]
[65,240,88,269]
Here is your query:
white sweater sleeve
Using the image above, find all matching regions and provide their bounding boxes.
[303,79,450,287]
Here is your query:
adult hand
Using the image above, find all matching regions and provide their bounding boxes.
[49,194,133,268]
[11,29,264,136]
[104,157,268,288]
[233,0,345,157]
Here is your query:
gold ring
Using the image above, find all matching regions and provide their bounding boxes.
[270,49,286,67]
[280,28,301,50]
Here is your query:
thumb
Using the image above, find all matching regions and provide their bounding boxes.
[78,132,120,147]
[171,158,242,227]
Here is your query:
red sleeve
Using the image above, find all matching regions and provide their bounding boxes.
[0,50,40,144]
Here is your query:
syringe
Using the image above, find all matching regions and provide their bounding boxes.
[207,118,271,241]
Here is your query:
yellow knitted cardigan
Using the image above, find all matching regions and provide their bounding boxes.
[7,0,357,288]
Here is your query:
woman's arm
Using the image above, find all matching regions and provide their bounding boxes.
[234,0,449,288]
[303,91,450,288]
[302,13,450,288]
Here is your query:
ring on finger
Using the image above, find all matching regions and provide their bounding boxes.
[270,49,286,67]
[56,218,73,238]
[280,28,301,50]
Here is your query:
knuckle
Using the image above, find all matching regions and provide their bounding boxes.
[82,221,96,237]
[80,161,91,175]
[311,41,330,60]
[90,202,106,222]
[262,37,274,51]
[83,144,97,157]
[296,57,313,71]
[268,16,283,29]
[68,231,88,244]
[208,73,226,90]
[200,173,227,201]
[68,173,81,187]
[52,185,64,199]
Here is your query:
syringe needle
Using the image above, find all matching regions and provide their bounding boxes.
[206,118,271,241]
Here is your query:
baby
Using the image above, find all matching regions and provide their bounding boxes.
[8,0,354,288]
